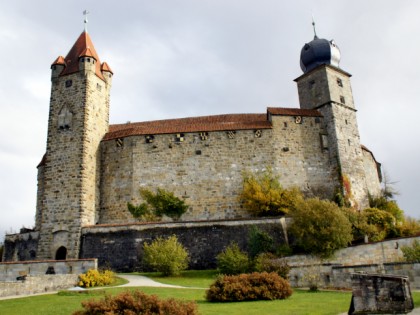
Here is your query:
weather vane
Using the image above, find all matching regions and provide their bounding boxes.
[311,13,318,39]
[83,10,89,32]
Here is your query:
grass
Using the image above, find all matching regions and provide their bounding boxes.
[0,271,419,315]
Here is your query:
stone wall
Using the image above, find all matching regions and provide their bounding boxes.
[0,258,97,281]
[3,231,39,262]
[80,218,286,271]
[286,235,420,289]
[0,274,79,298]
[99,113,335,224]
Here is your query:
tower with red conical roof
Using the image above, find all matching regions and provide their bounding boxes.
[35,30,113,260]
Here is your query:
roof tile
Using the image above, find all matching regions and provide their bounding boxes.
[59,31,105,80]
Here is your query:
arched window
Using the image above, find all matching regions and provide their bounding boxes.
[58,106,73,130]
[55,246,67,260]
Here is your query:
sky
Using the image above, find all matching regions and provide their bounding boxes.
[0,1,419,241]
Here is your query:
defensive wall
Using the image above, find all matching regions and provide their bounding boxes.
[79,218,287,271]
[287,235,420,289]
[99,113,337,224]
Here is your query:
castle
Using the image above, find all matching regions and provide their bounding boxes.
[3,26,382,267]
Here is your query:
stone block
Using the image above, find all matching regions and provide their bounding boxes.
[349,273,413,314]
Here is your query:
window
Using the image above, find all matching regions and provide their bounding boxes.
[65,80,72,88]
[309,80,315,89]
[321,134,328,150]
[58,106,73,130]
[337,78,343,87]
[340,96,345,104]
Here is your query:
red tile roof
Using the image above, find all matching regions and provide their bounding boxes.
[79,47,96,59]
[104,113,272,141]
[58,31,105,80]
[51,55,66,66]
[267,107,322,117]
[101,62,113,74]
[103,107,323,141]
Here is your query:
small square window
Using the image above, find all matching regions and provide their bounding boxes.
[309,80,315,89]
[65,80,72,88]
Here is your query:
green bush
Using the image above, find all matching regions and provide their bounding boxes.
[248,226,274,258]
[401,240,420,263]
[206,272,293,302]
[289,198,352,258]
[143,235,189,276]
[73,290,199,315]
[78,269,115,288]
[216,242,250,275]
[129,188,188,221]
[253,253,290,279]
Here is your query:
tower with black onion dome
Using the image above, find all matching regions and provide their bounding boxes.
[35,21,113,260]
[294,27,369,208]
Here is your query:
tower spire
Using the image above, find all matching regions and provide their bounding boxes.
[83,10,89,33]
[311,14,318,39]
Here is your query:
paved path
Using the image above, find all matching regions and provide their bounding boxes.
[117,274,203,289]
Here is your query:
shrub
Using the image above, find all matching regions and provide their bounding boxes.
[0,243,3,262]
[143,235,189,276]
[78,269,115,288]
[401,240,420,263]
[289,198,352,258]
[253,253,290,279]
[206,272,292,302]
[362,208,396,241]
[129,188,188,221]
[73,290,199,315]
[398,216,420,237]
[248,226,274,258]
[216,242,250,275]
[239,168,303,216]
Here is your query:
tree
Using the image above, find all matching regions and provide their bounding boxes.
[289,198,352,258]
[143,235,189,276]
[128,188,188,221]
[239,168,302,216]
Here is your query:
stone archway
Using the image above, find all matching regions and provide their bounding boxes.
[55,246,67,260]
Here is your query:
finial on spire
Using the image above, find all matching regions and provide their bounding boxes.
[311,13,318,39]
[83,10,89,33]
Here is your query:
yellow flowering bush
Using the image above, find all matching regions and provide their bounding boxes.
[78,269,115,288]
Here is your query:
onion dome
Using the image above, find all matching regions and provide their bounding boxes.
[300,36,341,73]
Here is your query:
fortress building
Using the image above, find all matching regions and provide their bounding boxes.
[3,26,382,268]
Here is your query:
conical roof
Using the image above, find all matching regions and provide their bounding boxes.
[60,31,105,80]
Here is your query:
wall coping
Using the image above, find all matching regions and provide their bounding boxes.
[82,217,284,234]
[0,258,96,266]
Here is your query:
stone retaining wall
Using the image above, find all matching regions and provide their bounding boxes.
[288,262,420,290]
[80,218,286,271]
[0,259,97,281]
[0,274,79,298]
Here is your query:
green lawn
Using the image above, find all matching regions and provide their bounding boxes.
[0,271,419,315]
